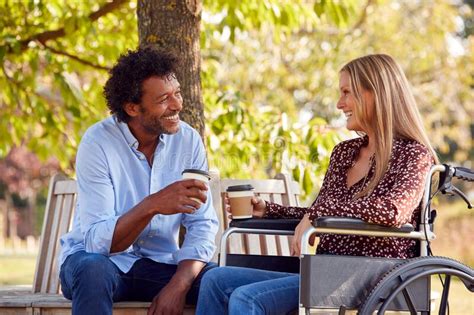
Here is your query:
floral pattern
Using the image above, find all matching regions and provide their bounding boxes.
[265,136,433,258]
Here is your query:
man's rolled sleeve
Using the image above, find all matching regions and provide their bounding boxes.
[174,134,219,263]
[76,138,118,256]
[175,191,219,263]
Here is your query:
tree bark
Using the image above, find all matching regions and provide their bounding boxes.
[137,0,205,137]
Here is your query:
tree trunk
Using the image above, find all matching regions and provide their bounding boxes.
[137,0,205,138]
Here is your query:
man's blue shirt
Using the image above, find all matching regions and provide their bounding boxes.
[59,116,218,273]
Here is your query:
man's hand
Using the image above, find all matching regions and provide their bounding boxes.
[110,180,208,253]
[147,179,208,215]
[290,214,315,257]
[147,282,187,315]
[147,260,204,315]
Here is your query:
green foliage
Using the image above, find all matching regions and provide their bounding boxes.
[1,0,472,200]
[0,0,138,171]
[202,0,473,171]
[1,0,352,199]
[203,0,357,42]
[203,89,340,198]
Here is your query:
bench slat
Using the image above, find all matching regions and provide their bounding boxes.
[53,181,77,195]
[41,194,64,293]
[268,193,284,255]
[33,174,68,293]
[245,234,261,255]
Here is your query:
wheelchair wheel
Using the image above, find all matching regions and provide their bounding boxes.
[358,256,473,315]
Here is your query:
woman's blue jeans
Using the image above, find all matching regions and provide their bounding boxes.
[196,266,299,315]
[59,251,216,315]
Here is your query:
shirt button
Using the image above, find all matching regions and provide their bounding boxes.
[139,240,144,245]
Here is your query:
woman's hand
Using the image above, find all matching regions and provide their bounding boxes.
[250,196,266,217]
[225,195,267,219]
[290,214,314,257]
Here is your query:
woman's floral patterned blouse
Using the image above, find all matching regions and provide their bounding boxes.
[265,136,433,258]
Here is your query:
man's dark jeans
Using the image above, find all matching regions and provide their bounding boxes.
[59,251,216,315]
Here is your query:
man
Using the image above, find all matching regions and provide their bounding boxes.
[59,47,218,315]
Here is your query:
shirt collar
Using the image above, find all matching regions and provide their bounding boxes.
[347,135,369,167]
[115,116,139,149]
[114,116,167,149]
[159,133,167,145]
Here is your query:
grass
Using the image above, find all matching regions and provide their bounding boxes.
[431,276,474,314]
[430,200,474,266]
[0,254,36,286]
[427,200,474,314]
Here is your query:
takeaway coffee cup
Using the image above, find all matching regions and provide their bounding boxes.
[226,184,255,219]
[182,169,210,202]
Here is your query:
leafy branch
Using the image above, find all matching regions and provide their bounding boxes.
[1,64,78,149]
[7,0,130,53]
[39,41,111,71]
[348,0,375,32]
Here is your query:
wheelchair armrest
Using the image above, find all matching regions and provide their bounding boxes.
[314,217,414,233]
[229,218,300,231]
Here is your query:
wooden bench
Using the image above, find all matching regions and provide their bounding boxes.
[0,171,300,314]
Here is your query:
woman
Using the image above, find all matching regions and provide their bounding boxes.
[196,54,437,315]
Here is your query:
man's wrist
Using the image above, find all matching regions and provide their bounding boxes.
[143,196,160,216]
[168,276,193,293]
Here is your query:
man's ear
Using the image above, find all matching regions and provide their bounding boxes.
[124,102,140,117]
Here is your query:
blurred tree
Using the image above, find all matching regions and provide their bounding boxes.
[0,146,59,237]
[460,0,474,38]
[0,0,471,199]
[0,0,136,170]
[1,0,354,197]
[203,0,473,168]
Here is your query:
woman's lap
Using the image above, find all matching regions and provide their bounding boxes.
[206,266,295,288]
[198,266,299,315]
[229,272,299,314]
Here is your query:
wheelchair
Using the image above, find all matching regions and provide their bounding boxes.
[219,164,474,314]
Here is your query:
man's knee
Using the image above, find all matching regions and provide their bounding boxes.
[71,253,118,285]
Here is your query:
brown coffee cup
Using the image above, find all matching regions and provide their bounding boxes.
[226,184,255,219]
[182,169,210,203]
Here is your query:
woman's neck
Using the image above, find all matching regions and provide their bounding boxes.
[359,133,376,159]
[366,134,375,155]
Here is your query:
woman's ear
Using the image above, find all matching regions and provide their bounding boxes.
[124,102,140,118]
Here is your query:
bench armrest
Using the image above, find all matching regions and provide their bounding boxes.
[314,217,414,233]
[229,218,300,231]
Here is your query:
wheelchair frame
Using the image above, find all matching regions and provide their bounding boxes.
[219,164,474,315]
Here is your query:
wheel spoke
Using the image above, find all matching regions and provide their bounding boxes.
[438,275,451,315]
[401,287,417,315]
[359,257,474,315]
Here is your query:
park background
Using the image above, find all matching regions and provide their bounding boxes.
[0,0,473,312]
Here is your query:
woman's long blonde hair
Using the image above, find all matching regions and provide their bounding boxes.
[341,54,438,197]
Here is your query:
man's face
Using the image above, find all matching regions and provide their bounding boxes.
[137,75,183,135]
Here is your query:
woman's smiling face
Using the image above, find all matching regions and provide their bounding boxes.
[336,71,374,133]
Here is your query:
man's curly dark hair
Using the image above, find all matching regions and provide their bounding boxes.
[104,47,180,122]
